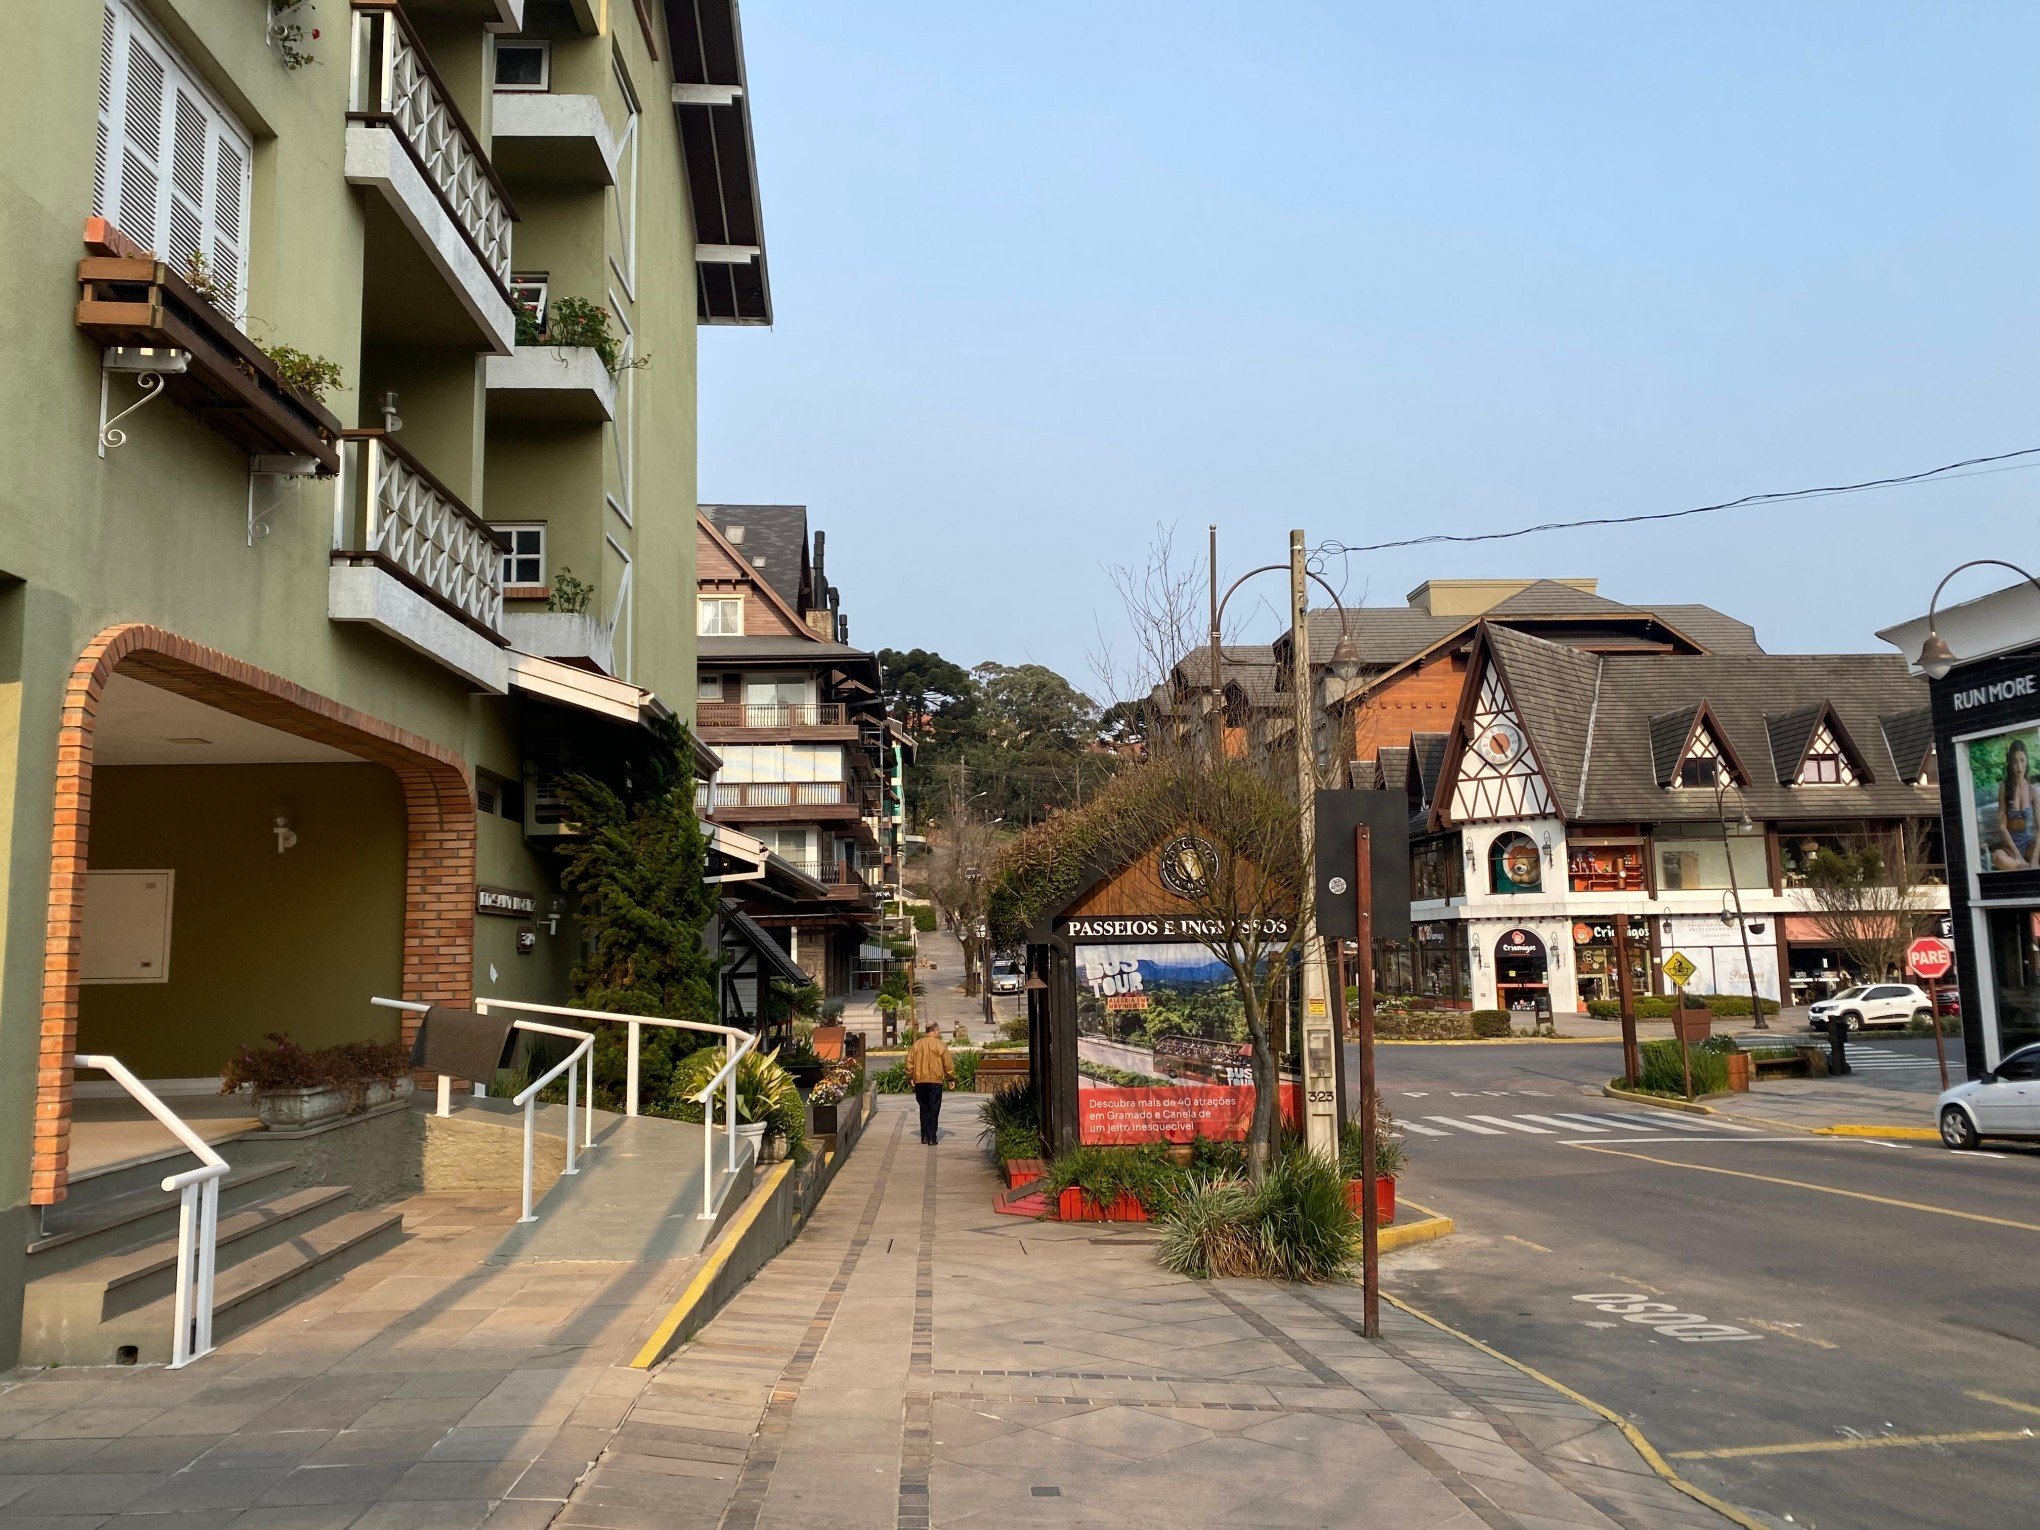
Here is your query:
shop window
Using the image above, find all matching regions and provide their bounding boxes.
[1568,844,1643,893]
[1411,836,1464,901]
[1488,832,1542,894]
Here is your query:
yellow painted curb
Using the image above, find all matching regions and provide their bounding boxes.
[1377,1199,1455,1252]
[1377,1036,1613,1046]
[1812,1125,1940,1140]
[1601,1083,1721,1116]
[1383,1293,1769,1530]
[630,1159,796,1370]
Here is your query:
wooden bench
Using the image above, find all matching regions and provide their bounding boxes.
[975,1052,1031,1095]
[1749,1047,1825,1080]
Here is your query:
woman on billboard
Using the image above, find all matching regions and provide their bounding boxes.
[1992,738,2039,870]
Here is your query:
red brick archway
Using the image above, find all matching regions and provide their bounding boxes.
[33,624,476,1205]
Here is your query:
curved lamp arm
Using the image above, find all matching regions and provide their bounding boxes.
[1918,559,2040,679]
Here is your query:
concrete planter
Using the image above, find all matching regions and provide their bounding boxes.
[737,1121,768,1159]
[357,1077,417,1111]
[253,1084,354,1131]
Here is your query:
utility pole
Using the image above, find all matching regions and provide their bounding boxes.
[1207,524,1223,757]
[1353,823,1379,1338]
[1292,530,1339,1163]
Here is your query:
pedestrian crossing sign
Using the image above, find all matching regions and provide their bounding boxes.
[1661,950,1698,987]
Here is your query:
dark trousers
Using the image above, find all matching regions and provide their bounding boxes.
[914,1082,944,1143]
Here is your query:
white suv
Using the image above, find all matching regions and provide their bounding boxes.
[1807,983,1932,1033]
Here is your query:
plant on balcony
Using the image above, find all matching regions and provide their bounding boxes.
[266,1,320,70]
[545,297,650,376]
[547,567,594,615]
[263,344,344,405]
[180,251,237,317]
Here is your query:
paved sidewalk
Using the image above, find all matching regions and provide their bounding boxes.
[0,1192,691,1527]
[1662,1076,1941,1133]
[559,1097,1735,1529]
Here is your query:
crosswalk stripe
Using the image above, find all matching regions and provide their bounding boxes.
[1468,1114,1551,1134]
[1398,1121,1449,1137]
[1423,1115,1505,1135]
[1535,1113,1613,1132]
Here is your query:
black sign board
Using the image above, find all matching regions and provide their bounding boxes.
[1314,790,1411,941]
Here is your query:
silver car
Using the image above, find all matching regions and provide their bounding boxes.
[1938,1043,2040,1148]
[988,959,1023,995]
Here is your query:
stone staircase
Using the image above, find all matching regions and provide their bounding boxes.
[20,1144,403,1367]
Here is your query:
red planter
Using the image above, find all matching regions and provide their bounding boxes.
[1056,1187,1149,1222]
[1004,1158,1045,1188]
[1344,1177,1396,1226]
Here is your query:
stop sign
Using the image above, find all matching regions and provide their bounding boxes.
[1907,937,1953,982]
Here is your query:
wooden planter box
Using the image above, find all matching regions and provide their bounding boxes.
[1724,1052,1751,1092]
[1672,1008,1713,1043]
[1003,1158,1045,1188]
[1343,1177,1397,1226]
[808,1098,844,1137]
[1056,1187,1149,1223]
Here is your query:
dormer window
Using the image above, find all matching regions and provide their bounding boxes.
[1678,757,1719,789]
[1794,716,1862,786]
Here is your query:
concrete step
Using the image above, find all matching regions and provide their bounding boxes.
[58,1137,257,1206]
[35,1187,355,1320]
[20,1206,405,1367]
[26,1161,295,1275]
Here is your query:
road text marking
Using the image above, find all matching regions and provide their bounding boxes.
[1572,1292,1759,1344]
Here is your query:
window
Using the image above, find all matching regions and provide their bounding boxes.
[1802,754,1842,784]
[494,40,550,91]
[1678,757,1720,789]
[498,524,545,589]
[697,673,722,701]
[699,597,743,636]
[1568,844,1645,893]
[94,0,252,324]
[1487,832,1542,895]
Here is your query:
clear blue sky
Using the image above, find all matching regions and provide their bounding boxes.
[699,1,2040,696]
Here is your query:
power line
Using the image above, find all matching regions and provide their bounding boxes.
[1309,446,2040,562]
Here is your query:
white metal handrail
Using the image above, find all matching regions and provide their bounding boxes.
[334,433,506,635]
[72,1054,227,1369]
[472,998,759,1221]
[371,998,595,1222]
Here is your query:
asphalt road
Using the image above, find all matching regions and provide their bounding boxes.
[1363,1039,2040,1530]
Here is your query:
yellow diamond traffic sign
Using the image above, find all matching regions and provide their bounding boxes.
[1661,950,1698,987]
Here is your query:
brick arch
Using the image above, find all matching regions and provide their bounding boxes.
[33,624,476,1205]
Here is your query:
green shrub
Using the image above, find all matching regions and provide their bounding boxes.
[1188,1134,1247,1176]
[1250,1151,1358,1284]
[874,1059,912,1093]
[1339,1098,1406,1181]
[1586,996,1678,1019]
[978,1079,1044,1164]
[664,1046,808,1162]
[1470,1010,1513,1038]
[951,1049,980,1092]
[911,904,938,933]
[1702,994,1781,1017]
[1157,1176,1263,1279]
[997,1014,1030,1046]
[1635,1038,1728,1096]
[1041,1144,1184,1214]
[1907,1013,1963,1037]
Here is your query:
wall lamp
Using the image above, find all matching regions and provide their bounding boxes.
[1540,829,1553,866]
[1916,559,2040,680]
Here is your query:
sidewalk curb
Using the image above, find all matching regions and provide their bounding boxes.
[1601,1083,1723,1116]
[1378,1198,1455,1253]
[630,1159,796,1369]
[1384,1292,1768,1530]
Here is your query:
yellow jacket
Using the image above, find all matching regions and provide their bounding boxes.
[907,1032,956,1086]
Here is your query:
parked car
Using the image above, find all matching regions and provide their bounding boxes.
[1938,1044,2040,1148]
[988,958,1024,995]
[1806,983,1933,1033]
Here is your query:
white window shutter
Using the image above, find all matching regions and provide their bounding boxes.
[93,4,117,215]
[116,20,166,250]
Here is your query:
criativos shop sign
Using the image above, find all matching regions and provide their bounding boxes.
[1058,915,1292,940]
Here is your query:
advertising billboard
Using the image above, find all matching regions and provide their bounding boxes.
[1072,943,1298,1144]
[1963,721,2040,880]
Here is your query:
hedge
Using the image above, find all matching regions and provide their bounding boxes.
[1470,1009,1513,1038]
[1585,994,1779,1020]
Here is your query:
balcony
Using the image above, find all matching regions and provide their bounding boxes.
[346,1,517,352]
[329,431,510,691]
[502,610,616,676]
[484,345,615,423]
[777,859,885,902]
[698,781,861,823]
[491,93,620,186]
[695,701,857,743]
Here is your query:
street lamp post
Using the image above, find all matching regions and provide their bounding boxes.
[1913,559,2040,679]
[1712,770,1768,1031]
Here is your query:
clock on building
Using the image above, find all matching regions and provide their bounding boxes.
[1478,720,1526,766]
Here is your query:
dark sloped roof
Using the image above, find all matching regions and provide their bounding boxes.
[1642,604,1764,654]
[1648,707,1699,786]
[1302,609,1468,667]
[697,636,876,679]
[1376,746,1411,792]
[1765,706,1823,785]
[1485,580,1640,618]
[1881,707,1935,784]
[703,504,808,606]
[1574,652,1934,822]
[1483,624,1601,813]
[1173,644,1282,707]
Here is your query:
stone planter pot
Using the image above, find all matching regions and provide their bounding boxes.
[736,1121,768,1159]
[253,1084,354,1131]
[809,1099,843,1137]
[357,1076,417,1112]
[1344,1176,1397,1226]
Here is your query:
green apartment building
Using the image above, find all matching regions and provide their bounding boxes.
[0,0,769,1365]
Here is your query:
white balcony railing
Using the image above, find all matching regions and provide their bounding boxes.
[349,1,515,293]
[333,431,506,637]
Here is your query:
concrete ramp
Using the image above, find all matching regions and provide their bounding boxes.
[487,1111,756,1264]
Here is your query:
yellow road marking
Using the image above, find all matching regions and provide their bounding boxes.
[630,1159,797,1370]
[1384,1294,1766,1530]
[1971,1390,2040,1419]
[1735,1316,1837,1349]
[1569,1145,2040,1234]
[1607,1273,1664,1296]
[1673,1429,2037,1461]
[1503,1234,1552,1253]
[1813,1125,1940,1140]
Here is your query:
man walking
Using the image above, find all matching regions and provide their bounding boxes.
[908,1021,956,1145]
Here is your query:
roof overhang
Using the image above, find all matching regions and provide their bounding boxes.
[720,900,810,985]
[1878,580,2040,675]
[666,0,771,325]
[705,822,769,883]
[507,650,653,724]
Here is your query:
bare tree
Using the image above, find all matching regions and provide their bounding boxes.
[1797,824,1941,984]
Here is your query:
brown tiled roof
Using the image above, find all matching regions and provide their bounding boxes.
[1880,706,1935,784]
[1483,624,1602,812]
